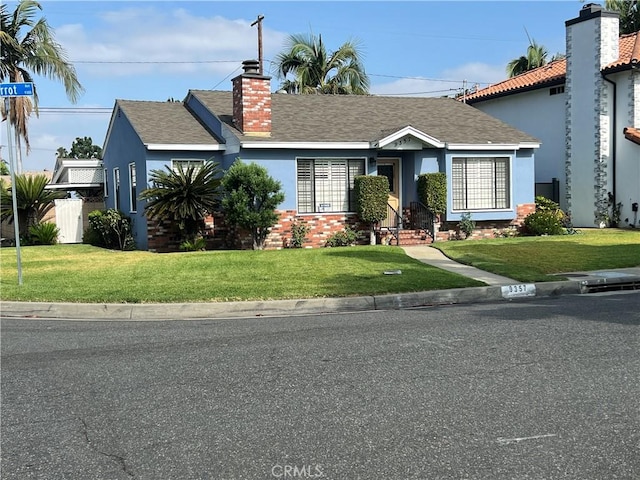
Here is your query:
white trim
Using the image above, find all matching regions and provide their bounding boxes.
[242,141,371,150]
[446,142,541,151]
[113,168,120,211]
[45,183,102,190]
[145,143,225,151]
[376,126,445,149]
[128,162,137,213]
[51,158,103,184]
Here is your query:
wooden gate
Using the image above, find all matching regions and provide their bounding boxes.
[54,199,84,243]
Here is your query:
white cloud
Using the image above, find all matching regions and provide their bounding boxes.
[55,8,287,78]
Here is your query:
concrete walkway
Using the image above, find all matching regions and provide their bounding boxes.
[400,245,518,285]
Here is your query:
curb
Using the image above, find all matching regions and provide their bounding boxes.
[0,280,587,321]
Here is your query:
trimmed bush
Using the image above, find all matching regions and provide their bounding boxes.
[417,172,446,215]
[354,175,389,245]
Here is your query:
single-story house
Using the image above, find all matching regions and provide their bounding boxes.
[465,4,640,228]
[101,60,540,251]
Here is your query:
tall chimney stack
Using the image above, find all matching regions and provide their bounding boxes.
[232,59,272,136]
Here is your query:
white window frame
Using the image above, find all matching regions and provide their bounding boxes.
[129,163,137,213]
[103,168,109,197]
[113,168,121,211]
[296,157,366,214]
[451,156,511,211]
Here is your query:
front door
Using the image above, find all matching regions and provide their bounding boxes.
[377,158,400,213]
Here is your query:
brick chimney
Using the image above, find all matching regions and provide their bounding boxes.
[232,59,272,136]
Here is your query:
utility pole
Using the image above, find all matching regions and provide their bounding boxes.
[251,14,265,75]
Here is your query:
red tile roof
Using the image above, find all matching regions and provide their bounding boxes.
[466,32,639,103]
[624,127,640,146]
[604,32,640,70]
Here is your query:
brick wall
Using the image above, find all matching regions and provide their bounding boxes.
[436,203,535,241]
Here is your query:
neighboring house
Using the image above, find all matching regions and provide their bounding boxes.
[1,161,105,244]
[102,60,540,252]
[466,4,640,228]
[47,157,105,243]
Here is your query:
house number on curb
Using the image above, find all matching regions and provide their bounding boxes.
[501,284,536,298]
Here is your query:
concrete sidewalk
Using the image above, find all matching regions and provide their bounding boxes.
[400,245,518,285]
[1,245,638,321]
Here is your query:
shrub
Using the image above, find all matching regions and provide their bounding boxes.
[493,226,520,238]
[180,237,207,251]
[86,209,135,250]
[417,172,446,215]
[458,212,475,239]
[289,221,310,248]
[325,226,358,247]
[523,196,566,236]
[221,160,285,250]
[523,211,565,236]
[28,222,59,245]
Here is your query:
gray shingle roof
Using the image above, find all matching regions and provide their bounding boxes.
[189,90,539,145]
[116,100,222,146]
[115,92,539,148]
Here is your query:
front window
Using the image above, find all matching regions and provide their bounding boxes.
[297,158,365,213]
[129,163,137,213]
[452,157,510,210]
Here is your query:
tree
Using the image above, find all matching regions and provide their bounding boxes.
[507,38,549,77]
[0,0,83,172]
[606,0,640,34]
[274,32,370,94]
[57,136,102,159]
[354,176,389,245]
[221,160,285,250]
[139,161,222,244]
[0,173,66,237]
[0,160,9,175]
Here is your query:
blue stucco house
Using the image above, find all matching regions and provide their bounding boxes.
[102,60,539,251]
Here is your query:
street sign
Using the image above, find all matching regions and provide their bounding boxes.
[0,82,34,97]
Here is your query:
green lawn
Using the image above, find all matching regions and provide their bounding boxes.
[2,229,638,303]
[0,245,483,303]
[434,228,640,282]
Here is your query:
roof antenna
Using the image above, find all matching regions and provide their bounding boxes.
[251,15,265,75]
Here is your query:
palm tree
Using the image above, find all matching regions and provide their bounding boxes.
[606,0,640,34]
[274,32,370,94]
[139,161,222,243]
[0,173,66,237]
[0,0,83,172]
[507,39,549,77]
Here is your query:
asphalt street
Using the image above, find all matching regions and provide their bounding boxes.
[2,292,639,479]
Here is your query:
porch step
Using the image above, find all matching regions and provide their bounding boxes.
[379,229,433,246]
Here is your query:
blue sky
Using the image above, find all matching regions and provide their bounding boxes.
[2,0,585,172]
